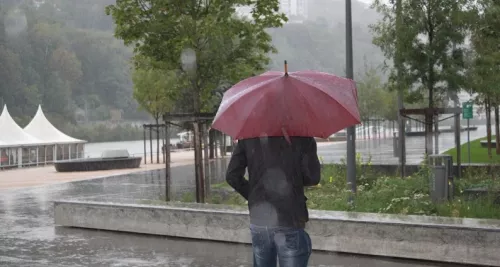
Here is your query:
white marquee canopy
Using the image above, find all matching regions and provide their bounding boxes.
[0,105,44,148]
[24,105,86,145]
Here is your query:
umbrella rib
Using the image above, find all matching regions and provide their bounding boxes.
[233,93,267,139]
[219,76,281,109]
[290,75,360,123]
[285,80,321,137]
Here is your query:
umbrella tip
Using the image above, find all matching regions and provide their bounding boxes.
[284,60,288,76]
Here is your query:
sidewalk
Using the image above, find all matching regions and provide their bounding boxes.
[0,150,198,190]
[0,141,341,190]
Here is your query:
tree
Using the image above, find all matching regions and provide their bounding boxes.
[371,0,474,155]
[132,57,181,163]
[49,46,83,86]
[132,59,179,124]
[107,0,286,202]
[357,66,393,121]
[106,0,287,113]
[470,0,500,157]
[0,46,25,115]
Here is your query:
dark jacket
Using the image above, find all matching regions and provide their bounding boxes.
[225,136,321,228]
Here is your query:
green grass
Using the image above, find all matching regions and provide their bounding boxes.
[211,181,232,189]
[444,135,500,164]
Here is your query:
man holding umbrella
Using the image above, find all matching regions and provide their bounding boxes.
[212,62,360,266]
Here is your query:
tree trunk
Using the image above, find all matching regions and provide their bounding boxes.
[164,123,171,201]
[495,104,500,155]
[214,130,219,158]
[156,118,160,164]
[209,129,215,159]
[425,112,434,156]
[193,121,204,203]
[486,98,492,159]
[192,83,205,203]
[202,124,210,199]
[221,133,227,157]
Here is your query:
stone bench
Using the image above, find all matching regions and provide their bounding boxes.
[480,140,497,148]
[54,200,500,266]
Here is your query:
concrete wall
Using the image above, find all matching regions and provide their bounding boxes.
[54,200,500,266]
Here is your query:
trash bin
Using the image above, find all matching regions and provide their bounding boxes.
[428,155,454,203]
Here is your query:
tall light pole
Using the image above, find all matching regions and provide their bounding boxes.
[345,0,356,196]
[395,0,406,177]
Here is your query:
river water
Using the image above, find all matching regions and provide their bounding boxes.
[84,138,180,158]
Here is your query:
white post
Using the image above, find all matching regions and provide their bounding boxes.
[69,145,71,160]
[44,146,47,165]
[36,147,39,166]
[17,147,22,168]
[54,145,57,163]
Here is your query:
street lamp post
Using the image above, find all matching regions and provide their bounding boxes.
[345,0,356,198]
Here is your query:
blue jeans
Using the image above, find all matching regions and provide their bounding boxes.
[250,224,312,267]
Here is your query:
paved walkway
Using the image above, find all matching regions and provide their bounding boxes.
[0,166,456,267]
[0,150,199,190]
[0,142,342,191]
[317,126,487,164]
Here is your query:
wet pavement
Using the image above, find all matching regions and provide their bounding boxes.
[318,126,486,164]
[0,165,460,267]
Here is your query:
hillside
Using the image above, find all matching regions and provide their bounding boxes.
[0,0,385,123]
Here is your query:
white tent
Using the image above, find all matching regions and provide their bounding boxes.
[23,105,86,162]
[0,105,47,168]
[0,105,44,147]
[24,105,86,144]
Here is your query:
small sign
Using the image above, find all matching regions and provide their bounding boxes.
[462,102,473,119]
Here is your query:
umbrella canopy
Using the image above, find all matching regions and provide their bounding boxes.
[212,67,361,140]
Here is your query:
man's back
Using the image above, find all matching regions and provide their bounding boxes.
[226,136,321,228]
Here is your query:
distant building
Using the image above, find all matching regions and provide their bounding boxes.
[109,109,123,122]
[235,5,253,19]
[235,0,308,22]
[32,0,45,8]
[280,0,308,20]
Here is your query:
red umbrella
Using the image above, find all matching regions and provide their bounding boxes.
[211,62,361,140]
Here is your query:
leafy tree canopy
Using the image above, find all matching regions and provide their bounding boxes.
[470,0,500,99]
[132,56,183,122]
[106,0,287,113]
[370,0,475,107]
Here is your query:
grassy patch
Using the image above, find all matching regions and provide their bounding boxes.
[444,135,500,164]
[211,181,231,189]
